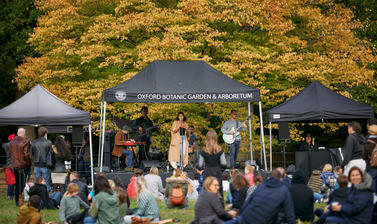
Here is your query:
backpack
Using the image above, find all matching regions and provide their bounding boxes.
[367,139,377,167]
[170,185,185,205]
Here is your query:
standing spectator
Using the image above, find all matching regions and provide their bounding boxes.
[342,121,366,175]
[195,176,237,224]
[198,130,227,201]
[51,135,72,192]
[31,127,52,192]
[144,166,164,199]
[59,183,89,224]
[244,165,255,187]
[77,136,91,183]
[325,166,373,224]
[9,128,30,206]
[84,175,123,224]
[69,171,89,205]
[221,109,247,169]
[224,169,296,224]
[124,176,160,223]
[2,133,15,200]
[17,195,42,224]
[365,117,377,139]
[289,169,314,222]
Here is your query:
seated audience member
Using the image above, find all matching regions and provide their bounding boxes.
[17,195,42,224]
[286,164,296,179]
[228,169,241,205]
[84,176,123,224]
[222,172,230,193]
[319,166,342,203]
[28,176,62,210]
[224,169,296,224]
[277,167,291,188]
[244,165,255,187]
[314,175,349,224]
[59,183,89,224]
[194,176,237,224]
[320,164,333,185]
[246,173,263,199]
[69,171,90,204]
[164,168,189,208]
[226,174,249,212]
[288,169,314,222]
[127,168,143,198]
[144,166,164,199]
[183,172,199,200]
[115,188,129,218]
[124,176,160,223]
[325,166,373,224]
[195,168,204,194]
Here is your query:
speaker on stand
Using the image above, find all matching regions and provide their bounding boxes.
[103,132,115,171]
[278,122,290,168]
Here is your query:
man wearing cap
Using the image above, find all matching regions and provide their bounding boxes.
[299,133,318,151]
[113,125,134,171]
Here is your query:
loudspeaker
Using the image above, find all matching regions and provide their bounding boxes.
[103,133,115,169]
[139,160,161,171]
[72,126,84,145]
[278,122,290,140]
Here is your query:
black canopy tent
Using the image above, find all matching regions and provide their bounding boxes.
[0,84,94,185]
[263,81,374,170]
[99,60,267,171]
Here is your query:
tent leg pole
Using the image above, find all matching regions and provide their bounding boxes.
[89,124,94,187]
[100,102,107,173]
[269,122,272,171]
[98,101,103,167]
[247,102,253,161]
[259,101,267,170]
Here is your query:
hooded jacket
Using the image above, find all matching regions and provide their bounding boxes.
[289,169,314,221]
[340,172,373,224]
[89,191,123,224]
[342,132,365,168]
[240,177,295,224]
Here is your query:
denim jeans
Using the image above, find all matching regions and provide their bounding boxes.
[50,191,62,205]
[325,216,347,224]
[7,184,14,197]
[122,149,134,167]
[34,166,51,192]
[83,216,97,224]
[314,193,323,202]
[229,140,240,168]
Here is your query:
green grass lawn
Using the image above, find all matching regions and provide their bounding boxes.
[0,189,325,224]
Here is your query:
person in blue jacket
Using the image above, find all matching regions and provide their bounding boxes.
[325,166,373,224]
[224,169,295,224]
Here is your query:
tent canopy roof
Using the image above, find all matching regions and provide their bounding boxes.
[264,81,374,123]
[0,84,90,125]
[102,60,260,103]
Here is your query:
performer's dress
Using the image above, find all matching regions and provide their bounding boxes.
[168,120,189,166]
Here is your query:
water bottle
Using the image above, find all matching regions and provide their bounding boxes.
[167,164,170,172]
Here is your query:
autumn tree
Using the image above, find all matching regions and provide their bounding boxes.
[16,0,377,152]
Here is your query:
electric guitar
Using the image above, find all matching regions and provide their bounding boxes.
[137,119,172,137]
[222,116,251,144]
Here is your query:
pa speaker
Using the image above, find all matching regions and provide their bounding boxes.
[72,126,83,145]
[278,122,290,140]
[140,160,161,171]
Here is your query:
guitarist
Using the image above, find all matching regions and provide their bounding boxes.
[132,106,159,162]
[221,109,247,169]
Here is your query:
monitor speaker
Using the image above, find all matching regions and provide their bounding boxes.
[278,122,290,140]
[140,160,161,171]
[72,126,83,145]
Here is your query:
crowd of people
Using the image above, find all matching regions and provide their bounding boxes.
[1,117,377,223]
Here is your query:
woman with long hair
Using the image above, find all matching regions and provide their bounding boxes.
[227,174,250,212]
[342,121,366,175]
[195,177,236,224]
[169,112,189,169]
[84,175,123,224]
[124,176,160,223]
[51,135,72,192]
[325,166,373,224]
[144,166,164,199]
[198,130,227,201]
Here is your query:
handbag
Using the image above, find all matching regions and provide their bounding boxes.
[46,149,54,169]
[5,168,16,185]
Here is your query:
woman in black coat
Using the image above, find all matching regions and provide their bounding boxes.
[194,177,236,224]
[198,130,227,201]
[51,136,72,192]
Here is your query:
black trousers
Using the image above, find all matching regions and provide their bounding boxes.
[14,168,26,205]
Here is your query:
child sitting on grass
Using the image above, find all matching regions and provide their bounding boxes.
[17,195,42,224]
[59,183,90,224]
